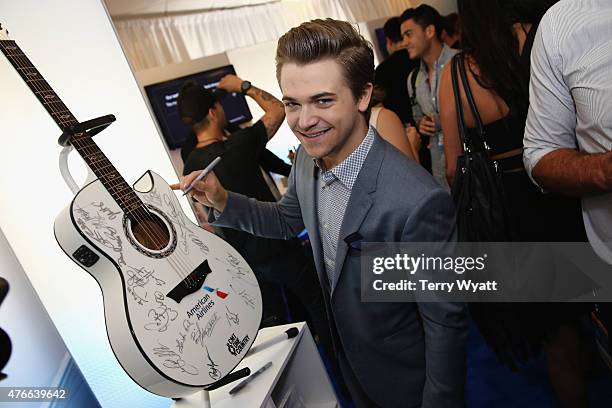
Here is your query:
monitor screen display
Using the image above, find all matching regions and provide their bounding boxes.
[374,27,390,60]
[144,64,253,149]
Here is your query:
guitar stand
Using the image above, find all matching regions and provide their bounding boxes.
[172,367,251,406]
[56,114,116,194]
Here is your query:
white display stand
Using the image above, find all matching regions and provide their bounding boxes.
[173,322,338,408]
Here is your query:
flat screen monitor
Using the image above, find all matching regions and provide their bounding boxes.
[144,64,252,149]
[374,27,390,60]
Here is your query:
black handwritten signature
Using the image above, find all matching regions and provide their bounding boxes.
[92,201,121,220]
[190,235,210,255]
[176,332,186,354]
[153,342,199,375]
[230,284,256,310]
[145,292,179,332]
[126,265,165,305]
[225,306,239,326]
[75,209,126,266]
[147,190,163,206]
[205,346,222,380]
[203,313,220,338]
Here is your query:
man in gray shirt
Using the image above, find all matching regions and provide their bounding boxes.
[523,0,612,265]
[401,5,457,190]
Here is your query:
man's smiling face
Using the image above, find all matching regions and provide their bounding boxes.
[280,58,371,169]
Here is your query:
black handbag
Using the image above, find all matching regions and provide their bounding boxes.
[450,54,515,242]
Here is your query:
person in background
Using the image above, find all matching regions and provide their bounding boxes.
[401,5,458,190]
[439,0,592,406]
[181,127,291,182]
[177,76,332,357]
[440,13,461,49]
[374,16,419,126]
[524,0,612,266]
[177,19,467,408]
[370,86,419,161]
[524,0,612,388]
[374,15,427,171]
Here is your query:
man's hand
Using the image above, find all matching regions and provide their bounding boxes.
[170,171,229,213]
[218,74,243,94]
[217,75,285,139]
[418,115,436,137]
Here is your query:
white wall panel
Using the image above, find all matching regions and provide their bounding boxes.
[0,1,185,406]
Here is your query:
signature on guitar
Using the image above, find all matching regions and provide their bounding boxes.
[145,292,178,332]
[230,284,257,310]
[74,205,126,266]
[225,305,240,326]
[153,342,199,376]
[205,346,222,380]
[125,265,165,305]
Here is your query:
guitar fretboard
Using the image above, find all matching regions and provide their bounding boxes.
[0,39,147,217]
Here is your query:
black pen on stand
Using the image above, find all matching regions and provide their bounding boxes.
[229,361,272,395]
[246,327,299,356]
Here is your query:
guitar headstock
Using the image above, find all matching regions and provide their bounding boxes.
[0,23,10,41]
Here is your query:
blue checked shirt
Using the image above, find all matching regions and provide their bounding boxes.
[315,127,375,288]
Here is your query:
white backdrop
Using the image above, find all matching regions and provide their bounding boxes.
[113,0,416,70]
[0,1,187,407]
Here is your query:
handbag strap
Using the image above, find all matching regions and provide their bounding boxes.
[452,53,494,156]
[450,53,473,153]
[458,54,486,141]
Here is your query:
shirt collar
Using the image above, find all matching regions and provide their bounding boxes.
[314,125,375,190]
[419,43,454,74]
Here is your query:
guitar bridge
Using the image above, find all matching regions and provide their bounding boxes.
[166,259,212,304]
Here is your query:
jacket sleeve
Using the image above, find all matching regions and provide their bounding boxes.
[402,188,467,408]
[260,148,292,177]
[209,149,306,240]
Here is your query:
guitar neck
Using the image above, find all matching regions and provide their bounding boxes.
[0,39,147,217]
[0,40,79,128]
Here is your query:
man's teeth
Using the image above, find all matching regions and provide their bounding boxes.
[306,129,327,137]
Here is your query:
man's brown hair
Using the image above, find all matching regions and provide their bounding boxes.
[275,18,374,101]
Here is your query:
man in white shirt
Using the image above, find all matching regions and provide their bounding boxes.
[523,0,612,264]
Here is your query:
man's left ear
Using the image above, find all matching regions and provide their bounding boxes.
[358,83,374,113]
[426,24,437,40]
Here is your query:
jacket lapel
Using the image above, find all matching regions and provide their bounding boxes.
[331,135,385,295]
[300,155,331,295]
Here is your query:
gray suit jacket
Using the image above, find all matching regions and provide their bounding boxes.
[212,134,467,407]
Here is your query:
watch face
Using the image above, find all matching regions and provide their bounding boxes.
[241,81,251,94]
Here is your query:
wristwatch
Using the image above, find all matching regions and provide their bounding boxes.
[240,80,252,95]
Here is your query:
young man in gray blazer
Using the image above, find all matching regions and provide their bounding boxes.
[177,19,467,408]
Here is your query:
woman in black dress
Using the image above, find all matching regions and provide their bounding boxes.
[439,0,590,406]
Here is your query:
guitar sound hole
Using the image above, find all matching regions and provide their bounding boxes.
[130,213,171,251]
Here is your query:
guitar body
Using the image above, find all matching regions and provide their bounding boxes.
[54,170,262,397]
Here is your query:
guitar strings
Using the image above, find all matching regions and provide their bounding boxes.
[2,41,204,289]
[73,130,197,286]
[72,135,198,288]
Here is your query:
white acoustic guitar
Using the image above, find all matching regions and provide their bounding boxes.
[0,25,262,397]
